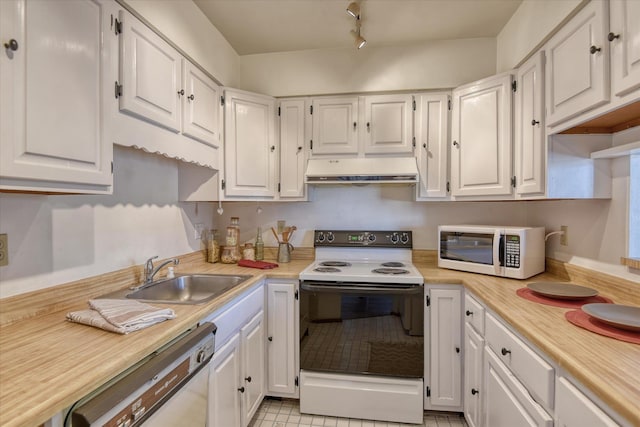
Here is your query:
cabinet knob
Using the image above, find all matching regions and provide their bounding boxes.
[608,32,620,42]
[501,347,511,356]
[4,39,18,51]
[238,386,245,393]
[471,388,479,396]
[268,336,273,341]
[455,347,460,354]
[531,119,540,126]
[177,89,184,96]
[353,122,357,130]
[422,143,427,149]
[187,94,195,101]
[590,45,601,54]
[453,141,459,148]
[270,145,276,152]
[366,122,370,131]
[245,376,252,383]
[465,310,473,316]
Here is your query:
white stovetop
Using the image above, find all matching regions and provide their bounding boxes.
[300,247,423,284]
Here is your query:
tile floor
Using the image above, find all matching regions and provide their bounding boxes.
[249,398,468,427]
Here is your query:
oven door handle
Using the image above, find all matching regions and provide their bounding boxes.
[301,283,423,295]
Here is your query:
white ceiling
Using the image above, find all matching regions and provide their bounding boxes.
[193,0,522,56]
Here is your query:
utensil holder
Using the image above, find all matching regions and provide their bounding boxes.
[277,242,293,263]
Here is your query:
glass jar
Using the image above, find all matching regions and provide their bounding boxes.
[243,243,255,261]
[225,217,240,247]
[205,229,219,263]
[220,245,241,264]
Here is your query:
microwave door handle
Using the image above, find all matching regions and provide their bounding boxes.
[493,231,502,275]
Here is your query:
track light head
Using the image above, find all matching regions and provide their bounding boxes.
[346,2,360,18]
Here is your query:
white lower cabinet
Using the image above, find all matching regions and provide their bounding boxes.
[464,291,627,427]
[425,286,462,411]
[266,280,299,398]
[555,376,619,427]
[483,347,553,427]
[464,323,484,427]
[205,284,265,427]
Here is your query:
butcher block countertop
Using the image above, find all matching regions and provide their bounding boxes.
[0,250,639,427]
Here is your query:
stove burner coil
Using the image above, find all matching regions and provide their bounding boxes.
[319,261,352,267]
[314,267,341,273]
[372,268,409,275]
[381,262,405,268]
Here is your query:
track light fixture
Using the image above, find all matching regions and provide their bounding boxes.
[346,2,360,18]
[346,1,366,49]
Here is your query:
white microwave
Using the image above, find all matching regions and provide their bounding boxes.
[438,225,545,279]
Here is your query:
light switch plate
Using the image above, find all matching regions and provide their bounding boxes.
[0,234,8,266]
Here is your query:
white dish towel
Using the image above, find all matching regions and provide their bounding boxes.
[66,299,176,334]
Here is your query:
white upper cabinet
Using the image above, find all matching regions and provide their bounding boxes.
[278,99,308,199]
[119,10,182,132]
[224,89,277,198]
[363,94,414,154]
[182,60,222,147]
[609,0,640,97]
[0,0,113,193]
[311,97,359,155]
[514,51,546,197]
[415,93,450,199]
[451,73,514,198]
[545,0,609,127]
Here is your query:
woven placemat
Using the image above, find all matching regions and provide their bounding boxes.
[516,287,613,309]
[565,310,640,345]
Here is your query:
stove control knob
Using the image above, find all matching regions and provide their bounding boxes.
[196,349,207,364]
[326,232,335,243]
[368,234,376,243]
[390,233,399,244]
[317,232,325,242]
[400,233,409,244]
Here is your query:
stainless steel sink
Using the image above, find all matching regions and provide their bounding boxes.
[125,274,252,304]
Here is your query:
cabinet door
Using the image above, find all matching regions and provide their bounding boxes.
[208,333,242,427]
[483,348,553,427]
[555,376,619,427]
[426,288,462,409]
[610,0,640,96]
[0,0,113,191]
[266,282,299,397]
[311,97,359,155]
[241,311,265,427]
[182,60,221,147]
[224,89,276,197]
[515,51,545,197]
[415,93,449,199]
[464,324,484,427]
[119,9,182,132]
[363,94,413,154]
[279,99,307,199]
[545,0,609,127]
[451,73,513,197]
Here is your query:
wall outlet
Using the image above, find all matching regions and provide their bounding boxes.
[560,225,568,246]
[194,223,205,240]
[0,234,8,266]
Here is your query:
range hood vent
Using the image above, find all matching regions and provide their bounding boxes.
[304,157,419,185]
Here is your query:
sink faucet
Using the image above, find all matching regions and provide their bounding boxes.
[144,256,179,284]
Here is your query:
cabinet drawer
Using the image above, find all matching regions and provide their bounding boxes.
[485,312,554,409]
[464,293,485,334]
[203,283,264,351]
[556,376,619,427]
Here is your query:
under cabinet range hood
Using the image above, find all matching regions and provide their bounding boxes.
[304,157,419,185]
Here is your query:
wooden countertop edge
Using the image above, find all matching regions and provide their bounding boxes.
[1,252,639,426]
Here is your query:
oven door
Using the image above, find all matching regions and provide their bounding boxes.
[300,281,424,378]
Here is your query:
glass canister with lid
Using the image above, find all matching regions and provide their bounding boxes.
[225,217,240,247]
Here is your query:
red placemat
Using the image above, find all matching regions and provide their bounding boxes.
[566,310,640,344]
[516,287,613,309]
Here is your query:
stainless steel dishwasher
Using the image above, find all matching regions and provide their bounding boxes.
[70,322,216,427]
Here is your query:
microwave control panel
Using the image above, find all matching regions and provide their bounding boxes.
[505,235,520,268]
